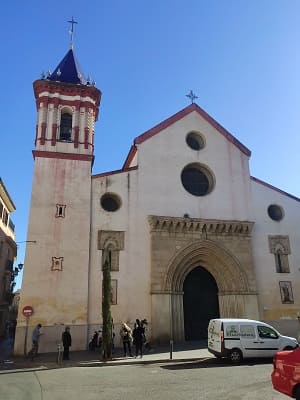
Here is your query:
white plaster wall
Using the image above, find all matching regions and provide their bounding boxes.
[89,169,151,335]
[136,111,252,221]
[250,179,300,332]
[15,156,92,354]
[89,110,253,338]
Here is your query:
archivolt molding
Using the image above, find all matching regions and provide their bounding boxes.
[164,239,253,294]
[268,235,291,255]
[98,230,124,250]
[148,215,253,237]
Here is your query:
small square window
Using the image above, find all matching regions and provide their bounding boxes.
[56,204,66,218]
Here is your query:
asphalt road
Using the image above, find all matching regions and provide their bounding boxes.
[0,358,289,400]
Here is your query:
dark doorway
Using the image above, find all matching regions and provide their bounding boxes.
[183,266,219,340]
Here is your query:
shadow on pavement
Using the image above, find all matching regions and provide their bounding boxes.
[160,357,273,370]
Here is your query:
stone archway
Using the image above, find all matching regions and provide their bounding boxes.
[148,216,259,343]
[163,238,258,341]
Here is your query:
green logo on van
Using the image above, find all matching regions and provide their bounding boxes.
[226,325,239,337]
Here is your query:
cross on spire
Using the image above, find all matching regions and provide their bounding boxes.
[186,90,198,104]
[68,17,78,49]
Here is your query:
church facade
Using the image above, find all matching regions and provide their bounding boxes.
[14,47,300,354]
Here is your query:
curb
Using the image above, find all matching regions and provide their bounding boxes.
[0,355,211,374]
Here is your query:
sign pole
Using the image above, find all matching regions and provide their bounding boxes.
[22,306,34,357]
[24,316,29,357]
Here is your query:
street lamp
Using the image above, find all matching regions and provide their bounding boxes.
[12,263,23,279]
[10,263,23,289]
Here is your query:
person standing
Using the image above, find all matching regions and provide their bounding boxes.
[89,331,98,351]
[133,319,145,358]
[119,322,133,357]
[62,326,72,360]
[29,323,42,360]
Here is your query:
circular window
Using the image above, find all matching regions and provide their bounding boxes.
[186,131,205,151]
[181,163,214,196]
[267,204,284,221]
[100,193,121,212]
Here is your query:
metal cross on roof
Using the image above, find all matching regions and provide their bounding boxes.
[68,17,78,49]
[186,90,198,104]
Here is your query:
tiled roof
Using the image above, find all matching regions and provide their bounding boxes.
[48,48,85,84]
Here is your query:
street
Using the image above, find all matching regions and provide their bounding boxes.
[0,358,288,400]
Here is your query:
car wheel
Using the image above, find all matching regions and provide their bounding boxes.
[229,349,243,363]
[294,385,300,400]
[283,346,294,350]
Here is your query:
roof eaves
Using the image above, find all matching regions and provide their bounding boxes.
[133,103,251,157]
[122,145,137,169]
[0,178,16,211]
[93,166,138,179]
[251,176,300,202]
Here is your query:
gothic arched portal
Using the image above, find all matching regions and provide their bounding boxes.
[183,266,219,340]
[148,216,259,343]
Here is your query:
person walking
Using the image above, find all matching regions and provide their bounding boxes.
[29,323,42,360]
[62,326,72,360]
[119,322,133,357]
[133,319,145,358]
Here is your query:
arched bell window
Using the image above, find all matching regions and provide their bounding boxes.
[59,112,72,141]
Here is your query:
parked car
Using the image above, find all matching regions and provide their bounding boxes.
[208,318,298,363]
[272,347,300,399]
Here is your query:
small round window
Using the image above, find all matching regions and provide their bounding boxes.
[267,204,284,221]
[181,163,214,196]
[186,131,205,151]
[100,193,121,212]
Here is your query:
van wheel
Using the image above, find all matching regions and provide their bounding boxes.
[283,346,293,351]
[229,349,243,363]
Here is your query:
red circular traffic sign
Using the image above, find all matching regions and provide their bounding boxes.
[22,306,33,317]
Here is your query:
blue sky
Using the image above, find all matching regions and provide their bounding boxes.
[1,1,300,289]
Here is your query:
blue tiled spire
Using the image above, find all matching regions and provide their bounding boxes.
[48,48,86,84]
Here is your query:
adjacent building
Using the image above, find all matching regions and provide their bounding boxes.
[0,178,17,337]
[14,46,300,354]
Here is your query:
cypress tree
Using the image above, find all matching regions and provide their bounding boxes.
[102,249,113,361]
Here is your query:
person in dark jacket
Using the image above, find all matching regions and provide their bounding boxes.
[133,319,145,358]
[89,331,99,351]
[62,327,72,360]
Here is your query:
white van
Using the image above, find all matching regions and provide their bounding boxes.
[208,318,298,363]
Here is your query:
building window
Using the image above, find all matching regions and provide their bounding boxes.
[59,112,72,141]
[98,231,125,271]
[267,204,284,221]
[268,236,290,273]
[2,208,8,226]
[56,204,66,218]
[275,249,284,273]
[186,131,205,150]
[181,163,215,196]
[102,279,117,305]
[51,257,63,271]
[100,193,122,212]
[279,281,294,304]
[102,247,119,271]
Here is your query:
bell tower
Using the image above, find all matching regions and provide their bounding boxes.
[14,39,101,354]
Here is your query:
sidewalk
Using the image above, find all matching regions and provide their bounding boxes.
[0,338,212,373]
